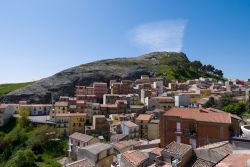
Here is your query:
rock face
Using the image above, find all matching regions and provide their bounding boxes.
[3,52,184,103]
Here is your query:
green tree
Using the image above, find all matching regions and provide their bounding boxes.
[5,149,37,167]
[214,69,224,78]
[30,125,61,155]
[204,97,217,108]
[218,94,237,109]
[190,61,203,70]
[19,106,31,128]
[224,102,246,116]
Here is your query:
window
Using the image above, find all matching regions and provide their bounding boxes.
[176,136,181,143]
[176,122,181,131]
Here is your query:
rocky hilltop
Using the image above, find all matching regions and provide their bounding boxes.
[1,52,223,103]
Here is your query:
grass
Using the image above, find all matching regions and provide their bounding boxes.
[0,82,34,97]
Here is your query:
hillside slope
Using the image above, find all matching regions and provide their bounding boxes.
[1,52,223,103]
[0,82,33,97]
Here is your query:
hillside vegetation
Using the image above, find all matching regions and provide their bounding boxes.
[0,82,33,97]
[0,117,66,167]
[155,52,224,81]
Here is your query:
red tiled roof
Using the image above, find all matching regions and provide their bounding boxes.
[151,147,163,156]
[136,114,152,121]
[165,141,192,157]
[216,154,250,167]
[122,150,148,166]
[164,108,232,124]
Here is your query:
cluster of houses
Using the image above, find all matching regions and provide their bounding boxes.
[1,75,250,166]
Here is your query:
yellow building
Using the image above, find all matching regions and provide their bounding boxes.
[50,101,69,121]
[148,120,160,140]
[55,112,86,136]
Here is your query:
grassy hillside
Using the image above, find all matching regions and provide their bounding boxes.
[0,82,34,97]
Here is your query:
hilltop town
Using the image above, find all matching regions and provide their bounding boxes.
[1,75,250,167]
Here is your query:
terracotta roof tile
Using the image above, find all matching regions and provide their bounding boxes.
[164,141,192,157]
[164,108,231,124]
[122,150,148,166]
[194,141,233,164]
[216,154,250,167]
[136,114,152,121]
[192,158,214,167]
[151,147,163,156]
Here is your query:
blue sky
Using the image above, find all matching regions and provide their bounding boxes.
[0,0,249,83]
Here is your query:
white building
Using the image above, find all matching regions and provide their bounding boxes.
[20,104,52,116]
[175,94,190,107]
[121,121,139,139]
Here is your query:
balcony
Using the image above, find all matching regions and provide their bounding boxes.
[173,128,183,135]
[172,128,197,137]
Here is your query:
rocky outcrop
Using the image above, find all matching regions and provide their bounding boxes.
[2,52,177,103]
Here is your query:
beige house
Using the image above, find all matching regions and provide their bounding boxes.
[135,114,152,139]
[50,101,69,121]
[148,119,160,140]
[146,96,174,111]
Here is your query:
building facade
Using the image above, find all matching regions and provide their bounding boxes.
[160,108,241,148]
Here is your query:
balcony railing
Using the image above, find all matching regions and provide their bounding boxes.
[172,129,197,137]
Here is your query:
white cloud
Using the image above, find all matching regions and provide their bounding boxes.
[130,20,187,52]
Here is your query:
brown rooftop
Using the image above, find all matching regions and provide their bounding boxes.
[164,108,232,124]
[150,147,163,156]
[136,114,152,121]
[164,141,192,157]
[122,150,148,166]
[216,154,250,167]
[69,132,94,143]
